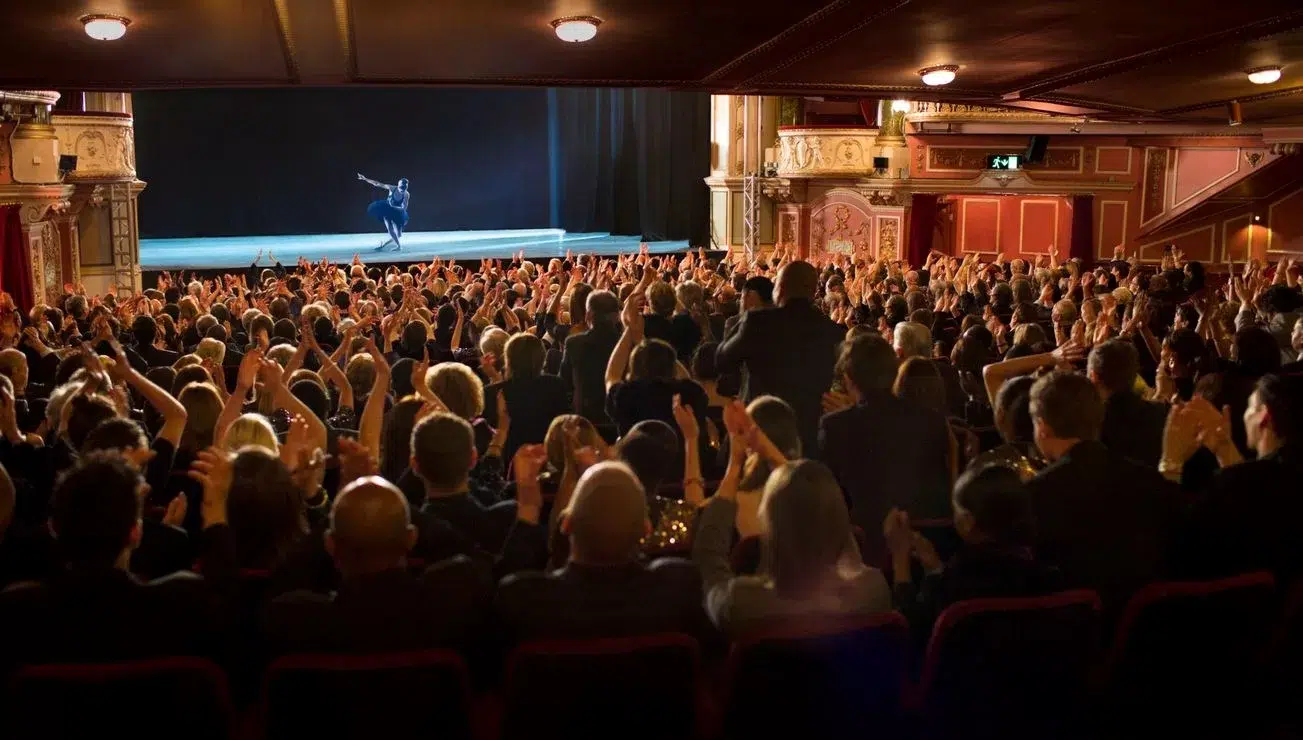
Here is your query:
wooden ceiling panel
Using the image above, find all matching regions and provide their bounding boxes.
[349,0,831,84]
[759,0,1300,93]
[0,0,293,86]
[1053,30,1303,115]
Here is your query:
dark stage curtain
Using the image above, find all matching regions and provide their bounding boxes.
[906,194,938,268]
[0,205,34,311]
[1070,195,1094,264]
[548,89,709,244]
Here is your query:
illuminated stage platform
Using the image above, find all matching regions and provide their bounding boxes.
[138,229,690,271]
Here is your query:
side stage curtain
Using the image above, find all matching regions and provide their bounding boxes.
[1070,195,1094,264]
[0,205,34,311]
[906,194,938,268]
[548,88,709,244]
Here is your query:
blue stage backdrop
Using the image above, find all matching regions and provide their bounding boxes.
[133,87,708,245]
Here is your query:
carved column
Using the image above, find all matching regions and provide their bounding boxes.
[706,95,780,252]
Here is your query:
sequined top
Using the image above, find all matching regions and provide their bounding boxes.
[643,496,698,554]
[969,442,1047,481]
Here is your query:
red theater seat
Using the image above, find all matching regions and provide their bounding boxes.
[917,590,1102,740]
[1106,572,1277,738]
[501,633,707,740]
[261,650,473,740]
[724,613,909,739]
[3,656,233,740]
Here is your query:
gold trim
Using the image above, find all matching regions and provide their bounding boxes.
[12,123,58,140]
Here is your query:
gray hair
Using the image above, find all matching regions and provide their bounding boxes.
[893,321,932,359]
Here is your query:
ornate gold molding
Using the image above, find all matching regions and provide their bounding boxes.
[53,114,137,181]
[776,127,882,177]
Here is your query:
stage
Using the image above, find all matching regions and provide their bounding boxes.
[138,229,690,271]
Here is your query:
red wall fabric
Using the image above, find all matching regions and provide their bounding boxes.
[1070,195,1094,264]
[907,194,938,268]
[0,205,35,311]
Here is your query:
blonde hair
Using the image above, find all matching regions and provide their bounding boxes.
[224,413,279,453]
[196,337,226,364]
[266,344,295,367]
[173,354,201,370]
[426,362,485,420]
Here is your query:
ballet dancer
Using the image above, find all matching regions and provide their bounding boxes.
[357,173,410,251]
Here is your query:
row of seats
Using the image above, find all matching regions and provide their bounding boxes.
[5,571,1300,740]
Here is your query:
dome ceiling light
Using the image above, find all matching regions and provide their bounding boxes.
[919,65,958,86]
[552,16,601,43]
[81,14,131,41]
[1247,66,1282,85]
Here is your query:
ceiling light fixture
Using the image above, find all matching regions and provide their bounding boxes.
[80,14,130,41]
[919,65,958,86]
[551,16,601,43]
[890,99,911,113]
[1247,66,1282,85]
[1228,100,1243,126]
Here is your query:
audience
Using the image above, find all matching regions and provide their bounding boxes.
[0,245,1299,732]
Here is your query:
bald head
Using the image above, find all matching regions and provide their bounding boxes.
[775,261,819,306]
[327,476,416,573]
[564,462,650,565]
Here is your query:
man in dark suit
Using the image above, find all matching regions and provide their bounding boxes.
[559,290,622,427]
[1089,339,1168,467]
[819,335,954,552]
[496,461,716,648]
[412,413,516,554]
[483,333,571,463]
[130,314,180,369]
[0,455,222,672]
[716,261,844,454]
[1170,374,1303,582]
[1023,372,1182,613]
[264,477,491,656]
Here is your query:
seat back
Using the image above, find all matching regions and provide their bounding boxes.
[262,650,472,740]
[1107,572,1277,735]
[919,590,1102,740]
[3,656,231,740]
[502,633,702,740]
[725,613,908,739]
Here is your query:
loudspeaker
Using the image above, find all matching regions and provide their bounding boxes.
[872,156,889,170]
[1024,135,1049,164]
[58,154,78,173]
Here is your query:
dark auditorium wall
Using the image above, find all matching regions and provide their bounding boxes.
[134,87,709,244]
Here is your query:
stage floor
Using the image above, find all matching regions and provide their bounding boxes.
[138,229,690,270]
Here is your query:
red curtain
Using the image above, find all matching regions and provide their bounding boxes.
[858,99,879,127]
[0,205,35,311]
[906,194,938,268]
[1070,195,1094,265]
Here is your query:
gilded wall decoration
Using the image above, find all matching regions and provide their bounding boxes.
[0,123,12,183]
[928,147,1081,172]
[731,98,744,176]
[41,221,60,302]
[776,129,879,176]
[1141,148,1168,224]
[780,213,797,247]
[878,219,899,261]
[53,115,137,180]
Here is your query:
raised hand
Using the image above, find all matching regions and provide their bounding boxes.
[671,393,699,441]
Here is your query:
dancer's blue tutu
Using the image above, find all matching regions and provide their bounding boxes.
[368,198,409,229]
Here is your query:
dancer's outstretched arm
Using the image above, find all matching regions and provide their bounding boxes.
[356,173,393,190]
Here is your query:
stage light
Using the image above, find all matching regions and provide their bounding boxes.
[552,16,601,43]
[920,65,958,86]
[81,14,130,41]
[1247,66,1282,85]
[890,99,911,113]
[1228,100,1243,126]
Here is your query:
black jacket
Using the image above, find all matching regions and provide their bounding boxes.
[1024,440,1183,613]
[716,299,845,453]
[819,391,954,553]
[262,559,492,656]
[558,323,622,425]
[484,375,571,463]
[1100,391,1168,468]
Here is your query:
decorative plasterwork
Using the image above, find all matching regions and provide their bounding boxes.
[52,114,137,181]
[0,184,75,223]
[776,127,881,176]
[759,178,808,203]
